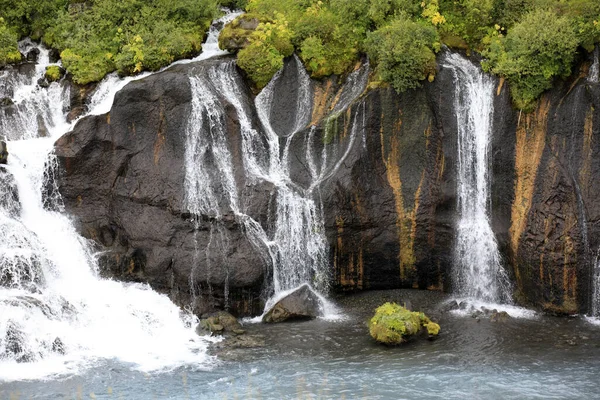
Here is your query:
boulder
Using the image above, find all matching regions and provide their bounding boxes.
[262,284,323,323]
[0,97,13,107]
[368,302,440,345]
[45,65,65,83]
[197,311,244,335]
[218,15,260,52]
[25,47,40,63]
[0,140,7,164]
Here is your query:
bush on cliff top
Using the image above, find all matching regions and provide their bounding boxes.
[369,302,440,344]
[0,18,21,66]
[365,15,440,93]
[482,9,580,111]
[0,0,220,84]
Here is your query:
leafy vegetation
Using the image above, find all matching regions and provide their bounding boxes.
[0,17,21,66]
[230,0,600,108]
[365,15,439,93]
[482,9,580,110]
[0,0,599,108]
[0,0,220,84]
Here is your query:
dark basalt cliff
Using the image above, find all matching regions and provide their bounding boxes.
[54,51,600,316]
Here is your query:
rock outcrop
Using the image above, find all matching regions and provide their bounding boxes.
[53,50,600,316]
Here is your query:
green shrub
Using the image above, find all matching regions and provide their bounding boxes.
[0,17,21,66]
[365,14,440,93]
[482,9,579,111]
[235,13,294,88]
[237,40,285,88]
[43,0,219,83]
[44,65,64,82]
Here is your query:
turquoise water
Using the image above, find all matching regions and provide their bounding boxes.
[2,290,600,399]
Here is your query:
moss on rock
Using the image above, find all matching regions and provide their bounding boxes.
[218,14,261,53]
[44,65,64,82]
[368,302,440,345]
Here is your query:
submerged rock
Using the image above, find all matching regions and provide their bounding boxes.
[197,311,244,335]
[262,284,323,323]
[368,302,440,345]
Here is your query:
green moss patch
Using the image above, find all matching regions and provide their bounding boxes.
[368,302,440,345]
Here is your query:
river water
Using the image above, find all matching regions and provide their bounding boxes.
[2,289,600,399]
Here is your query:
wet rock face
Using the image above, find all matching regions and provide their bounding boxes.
[509,78,600,314]
[54,57,268,315]
[54,51,599,316]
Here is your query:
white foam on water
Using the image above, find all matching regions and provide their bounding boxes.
[448,298,537,319]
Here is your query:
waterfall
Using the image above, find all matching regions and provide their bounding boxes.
[591,248,600,318]
[0,39,71,140]
[589,47,599,84]
[183,58,368,314]
[0,11,242,379]
[443,53,511,304]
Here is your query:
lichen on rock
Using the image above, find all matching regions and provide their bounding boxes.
[368,302,440,344]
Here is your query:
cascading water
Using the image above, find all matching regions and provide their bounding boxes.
[183,58,369,315]
[0,11,242,380]
[589,46,599,84]
[444,53,511,304]
[591,247,600,319]
[0,39,71,140]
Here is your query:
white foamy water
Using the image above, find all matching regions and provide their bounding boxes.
[0,11,241,380]
[589,46,599,84]
[443,53,512,305]
[0,39,71,140]
[183,57,368,319]
[447,298,537,319]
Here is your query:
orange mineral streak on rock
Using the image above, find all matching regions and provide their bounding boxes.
[381,118,421,283]
[153,107,166,166]
[510,97,550,261]
[579,107,594,199]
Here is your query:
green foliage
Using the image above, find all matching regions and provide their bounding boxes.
[365,15,439,93]
[0,0,68,39]
[39,0,218,84]
[237,40,284,88]
[482,9,579,111]
[235,13,294,88]
[368,302,439,345]
[219,14,261,52]
[0,17,21,66]
[44,65,64,82]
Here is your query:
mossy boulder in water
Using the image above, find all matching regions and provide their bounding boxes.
[368,302,440,344]
[197,311,244,335]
